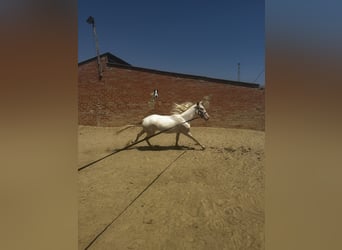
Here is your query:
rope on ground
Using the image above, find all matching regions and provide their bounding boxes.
[84,150,187,250]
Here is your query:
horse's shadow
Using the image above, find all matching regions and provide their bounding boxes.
[128,145,197,151]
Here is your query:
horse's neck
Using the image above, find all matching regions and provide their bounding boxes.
[180,106,196,121]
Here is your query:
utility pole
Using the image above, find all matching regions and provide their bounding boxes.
[237,62,240,82]
[87,16,103,80]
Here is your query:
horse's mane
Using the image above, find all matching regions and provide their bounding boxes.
[171,102,194,114]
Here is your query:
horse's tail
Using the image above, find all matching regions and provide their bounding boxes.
[116,122,141,135]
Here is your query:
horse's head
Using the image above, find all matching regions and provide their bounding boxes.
[195,102,210,120]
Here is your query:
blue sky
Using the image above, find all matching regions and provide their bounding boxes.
[78,1,265,85]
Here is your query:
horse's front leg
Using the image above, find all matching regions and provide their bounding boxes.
[183,131,205,150]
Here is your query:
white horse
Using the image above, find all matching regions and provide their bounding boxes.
[117,101,210,149]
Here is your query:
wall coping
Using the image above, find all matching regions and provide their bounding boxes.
[106,62,261,89]
[78,52,261,89]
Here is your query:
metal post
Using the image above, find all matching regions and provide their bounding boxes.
[87,16,103,80]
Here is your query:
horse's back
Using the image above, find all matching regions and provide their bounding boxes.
[142,114,184,131]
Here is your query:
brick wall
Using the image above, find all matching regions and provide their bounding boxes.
[78,56,265,130]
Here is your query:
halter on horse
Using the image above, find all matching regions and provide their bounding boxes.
[117,101,209,149]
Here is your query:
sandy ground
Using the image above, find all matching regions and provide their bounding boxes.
[78,125,265,250]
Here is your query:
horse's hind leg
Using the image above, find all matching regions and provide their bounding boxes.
[145,138,152,146]
[133,129,153,147]
[183,131,205,150]
[175,133,180,147]
[144,131,154,146]
[134,129,145,143]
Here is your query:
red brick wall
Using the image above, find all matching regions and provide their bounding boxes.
[78,58,265,130]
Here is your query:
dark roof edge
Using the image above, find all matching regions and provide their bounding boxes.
[78,52,131,66]
[106,62,260,88]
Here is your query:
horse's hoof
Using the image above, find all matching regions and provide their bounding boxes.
[201,146,206,150]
